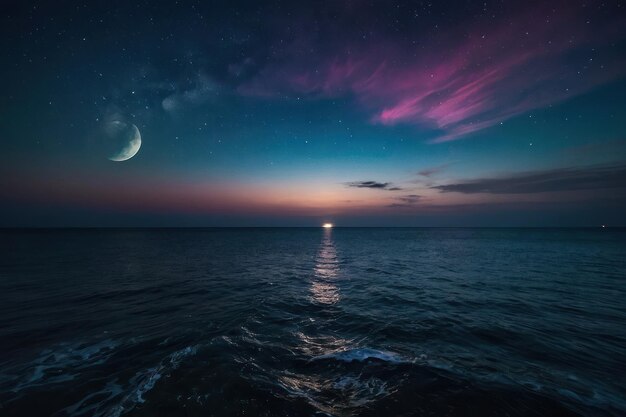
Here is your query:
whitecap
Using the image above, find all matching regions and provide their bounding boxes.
[102,345,198,417]
[313,348,405,363]
[11,339,118,393]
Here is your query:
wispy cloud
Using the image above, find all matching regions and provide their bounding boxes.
[432,164,626,194]
[162,72,221,114]
[239,6,625,141]
[345,181,402,191]
[418,163,451,178]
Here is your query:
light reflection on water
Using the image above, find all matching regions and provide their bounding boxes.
[281,230,377,414]
[310,229,340,305]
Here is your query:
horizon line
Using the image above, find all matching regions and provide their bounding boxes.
[1,226,623,230]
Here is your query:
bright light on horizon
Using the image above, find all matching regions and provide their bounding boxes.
[322,223,334,228]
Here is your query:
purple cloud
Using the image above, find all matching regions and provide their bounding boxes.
[239,6,625,142]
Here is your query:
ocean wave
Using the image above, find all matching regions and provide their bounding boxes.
[277,371,393,415]
[104,345,198,417]
[333,375,390,405]
[9,339,118,393]
[63,345,198,417]
[59,380,125,417]
[312,348,407,364]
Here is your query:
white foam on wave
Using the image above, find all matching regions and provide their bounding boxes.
[313,348,406,363]
[59,345,198,417]
[61,380,125,417]
[11,339,118,393]
[333,375,390,405]
[423,356,626,414]
[277,366,396,414]
[102,345,198,417]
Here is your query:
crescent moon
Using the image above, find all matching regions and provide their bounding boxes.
[109,123,142,162]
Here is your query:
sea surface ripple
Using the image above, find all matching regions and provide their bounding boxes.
[0,228,625,416]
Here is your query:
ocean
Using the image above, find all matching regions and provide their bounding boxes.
[0,228,624,416]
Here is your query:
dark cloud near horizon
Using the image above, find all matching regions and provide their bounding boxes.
[388,194,421,208]
[433,164,626,194]
[345,181,402,191]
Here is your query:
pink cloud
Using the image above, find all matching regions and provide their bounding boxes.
[238,7,626,142]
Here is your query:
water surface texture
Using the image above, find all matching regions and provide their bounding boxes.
[1,228,625,416]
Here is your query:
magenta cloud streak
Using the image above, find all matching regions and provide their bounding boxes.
[239,8,625,142]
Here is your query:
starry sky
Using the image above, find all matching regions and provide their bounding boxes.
[2,0,626,226]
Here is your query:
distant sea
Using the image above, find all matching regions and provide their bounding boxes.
[1,228,625,416]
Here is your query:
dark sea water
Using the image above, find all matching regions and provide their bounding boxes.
[1,228,625,417]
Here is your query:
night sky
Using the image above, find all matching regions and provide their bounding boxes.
[2,0,626,226]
